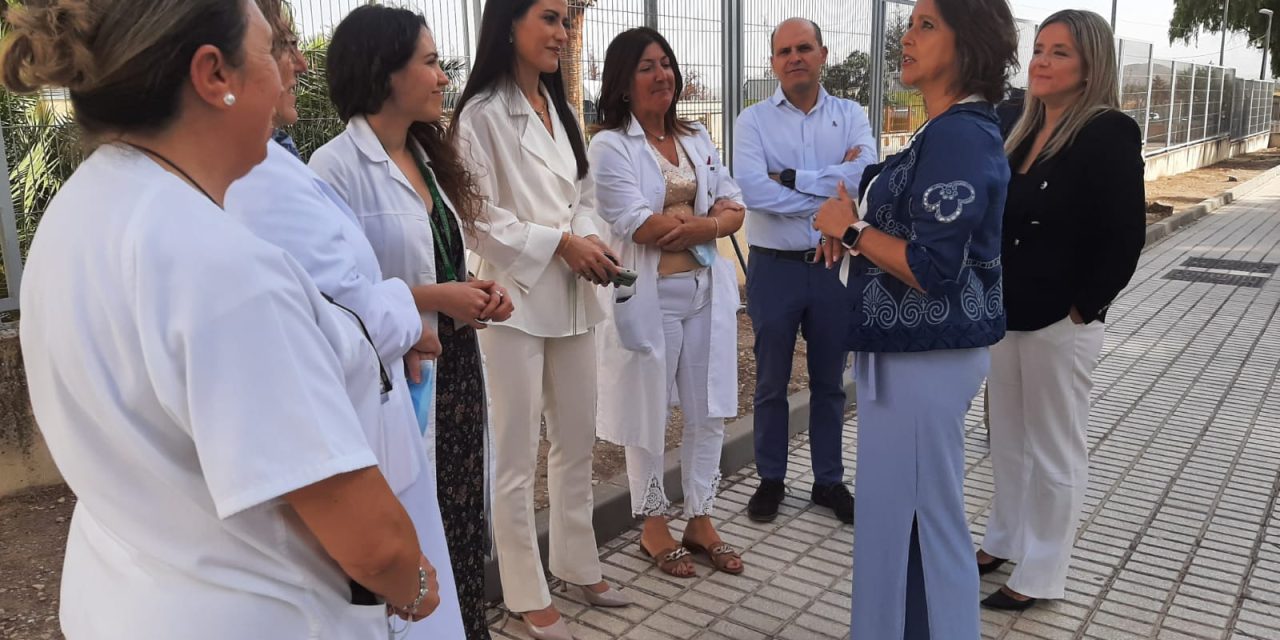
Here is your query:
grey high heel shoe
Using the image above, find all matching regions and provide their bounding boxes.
[563,581,633,607]
[517,613,575,640]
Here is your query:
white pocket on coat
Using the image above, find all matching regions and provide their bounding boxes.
[612,287,649,352]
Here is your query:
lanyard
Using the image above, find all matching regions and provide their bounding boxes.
[411,151,460,283]
[319,293,392,398]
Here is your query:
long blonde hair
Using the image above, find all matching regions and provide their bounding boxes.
[1005,10,1118,161]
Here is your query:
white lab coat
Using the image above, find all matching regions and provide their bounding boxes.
[588,120,741,456]
[228,141,422,492]
[226,140,466,640]
[454,80,606,337]
[21,145,388,639]
[310,115,483,466]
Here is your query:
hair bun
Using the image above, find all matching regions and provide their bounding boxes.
[2,0,101,94]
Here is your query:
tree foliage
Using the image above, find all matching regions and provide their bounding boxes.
[819,13,908,105]
[1169,0,1279,76]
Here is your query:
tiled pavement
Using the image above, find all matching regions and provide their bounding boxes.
[489,175,1280,640]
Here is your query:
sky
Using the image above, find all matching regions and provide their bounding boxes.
[289,0,1275,84]
[1019,0,1271,78]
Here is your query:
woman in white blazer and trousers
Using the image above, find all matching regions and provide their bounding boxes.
[452,2,630,639]
[588,27,746,579]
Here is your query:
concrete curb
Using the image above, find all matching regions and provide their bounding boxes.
[1144,162,1280,247]
[483,371,856,603]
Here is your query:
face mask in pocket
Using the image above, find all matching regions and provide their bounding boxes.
[689,242,717,267]
[407,360,436,436]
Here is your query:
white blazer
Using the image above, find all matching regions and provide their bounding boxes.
[454,81,606,338]
[309,115,479,468]
[588,119,741,455]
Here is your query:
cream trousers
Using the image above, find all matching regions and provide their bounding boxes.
[982,315,1105,599]
[480,325,603,613]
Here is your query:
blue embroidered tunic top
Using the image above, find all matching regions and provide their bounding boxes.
[846,100,1009,353]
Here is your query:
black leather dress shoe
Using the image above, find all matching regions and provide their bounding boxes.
[748,479,785,522]
[981,588,1037,611]
[811,482,854,524]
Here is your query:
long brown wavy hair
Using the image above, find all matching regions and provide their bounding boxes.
[325,5,484,231]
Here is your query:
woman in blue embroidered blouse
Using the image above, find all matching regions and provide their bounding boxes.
[814,0,1019,636]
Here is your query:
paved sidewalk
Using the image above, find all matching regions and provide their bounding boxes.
[489,173,1280,640]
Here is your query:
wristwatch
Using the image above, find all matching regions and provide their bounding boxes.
[780,168,797,189]
[841,221,871,253]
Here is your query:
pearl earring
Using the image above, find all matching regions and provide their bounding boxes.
[223,94,237,107]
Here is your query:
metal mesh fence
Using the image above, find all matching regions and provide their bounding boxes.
[0,2,1276,313]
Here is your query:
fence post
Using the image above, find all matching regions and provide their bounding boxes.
[721,0,743,171]
[1169,62,1179,144]
[469,0,483,61]
[644,0,658,30]
[0,126,23,313]
[869,0,887,152]
[1186,65,1196,143]
[1218,68,1226,136]
[1203,68,1211,139]
[1116,39,1126,97]
[1142,46,1154,145]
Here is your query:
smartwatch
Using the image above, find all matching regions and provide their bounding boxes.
[780,168,797,189]
[841,221,871,253]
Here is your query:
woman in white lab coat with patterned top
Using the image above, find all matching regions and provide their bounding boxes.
[588,27,746,579]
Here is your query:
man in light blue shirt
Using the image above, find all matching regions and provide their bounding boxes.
[734,17,877,526]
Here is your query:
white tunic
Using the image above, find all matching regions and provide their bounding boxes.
[226,140,467,640]
[587,121,742,455]
[21,146,387,640]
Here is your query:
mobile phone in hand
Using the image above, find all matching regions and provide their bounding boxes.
[605,253,638,287]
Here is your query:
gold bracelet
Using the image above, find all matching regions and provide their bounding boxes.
[712,216,721,239]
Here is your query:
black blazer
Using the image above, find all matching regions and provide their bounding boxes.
[1002,110,1146,331]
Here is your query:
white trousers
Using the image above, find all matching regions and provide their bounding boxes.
[982,315,1105,599]
[625,270,725,518]
[480,325,603,613]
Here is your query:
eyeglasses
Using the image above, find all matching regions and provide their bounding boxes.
[273,36,302,57]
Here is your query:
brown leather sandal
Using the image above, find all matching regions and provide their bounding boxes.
[682,538,744,575]
[638,540,696,579]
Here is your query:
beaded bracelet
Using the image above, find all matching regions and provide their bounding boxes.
[398,566,429,615]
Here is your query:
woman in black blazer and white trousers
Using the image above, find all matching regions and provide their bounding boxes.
[975,9,1146,611]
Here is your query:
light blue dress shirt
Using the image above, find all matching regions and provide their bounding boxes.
[734,86,878,251]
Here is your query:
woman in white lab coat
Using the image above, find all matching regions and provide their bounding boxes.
[451,1,629,638]
[588,28,746,579]
[224,4,464,638]
[6,1,439,638]
[309,6,511,639]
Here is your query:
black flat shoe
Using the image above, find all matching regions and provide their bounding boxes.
[977,555,1008,575]
[981,588,1037,611]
